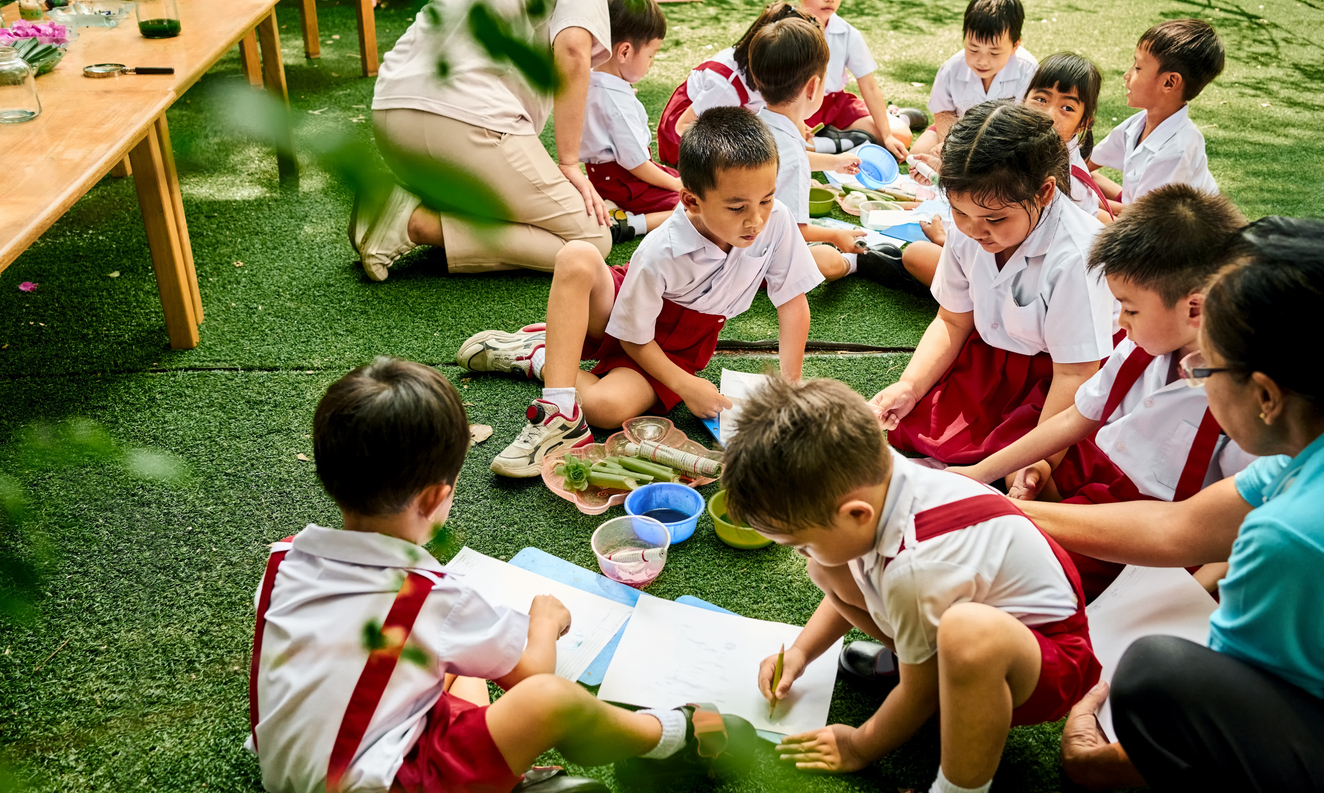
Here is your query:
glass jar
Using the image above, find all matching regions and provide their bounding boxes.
[136,0,181,38]
[0,46,41,124]
[18,0,44,22]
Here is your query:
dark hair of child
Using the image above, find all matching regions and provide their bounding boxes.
[1027,52,1102,158]
[607,0,667,48]
[1203,217,1324,408]
[1138,19,1225,101]
[721,377,892,532]
[963,0,1024,45]
[939,100,1069,213]
[731,2,817,80]
[1087,185,1245,307]
[313,356,471,516]
[746,17,830,106]
[677,105,778,197]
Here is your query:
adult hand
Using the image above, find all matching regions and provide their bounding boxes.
[758,646,808,702]
[881,133,908,162]
[559,162,610,227]
[870,382,919,431]
[1008,461,1051,501]
[681,376,733,419]
[776,725,869,773]
[1061,682,1147,790]
[529,594,572,638]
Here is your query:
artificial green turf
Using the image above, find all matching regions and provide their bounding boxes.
[1,0,1321,790]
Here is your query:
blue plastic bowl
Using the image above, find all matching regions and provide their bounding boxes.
[854,143,900,190]
[624,483,704,544]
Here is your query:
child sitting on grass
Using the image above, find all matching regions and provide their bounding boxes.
[947,185,1255,600]
[582,0,680,241]
[722,376,1099,793]
[1087,19,1224,215]
[456,107,822,477]
[749,16,905,283]
[248,357,756,793]
[909,0,1037,157]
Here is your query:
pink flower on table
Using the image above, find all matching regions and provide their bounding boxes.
[1,20,70,46]
[18,282,39,292]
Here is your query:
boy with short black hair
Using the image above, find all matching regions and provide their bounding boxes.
[748,17,907,284]
[948,185,1255,599]
[1086,19,1224,214]
[910,0,1037,156]
[248,357,756,793]
[582,0,679,242]
[457,106,823,477]
[722,376,1099,793]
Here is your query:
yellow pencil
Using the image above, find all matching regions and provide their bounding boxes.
[769,643,785,719]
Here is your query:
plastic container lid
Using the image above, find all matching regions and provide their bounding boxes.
[854,143,900,190]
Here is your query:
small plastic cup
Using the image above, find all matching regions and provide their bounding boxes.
[624,482,704,543]
[854,143,900,190]
[592,515,670,589]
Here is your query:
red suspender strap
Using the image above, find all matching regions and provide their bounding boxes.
[1099,346,1155,424]
[694,60,750,106]
[1172,408,1223,502]
[1071,165,1115,220]
[250,536,296,753]
[325,571,436,793]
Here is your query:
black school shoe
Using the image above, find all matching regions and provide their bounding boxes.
[897,107,930,133]
[839,641,901,691]
[854,242,928,295]
[610,214,636,246]
[817,125,876,153]
[513,767,608,793]
[614,703,759,787]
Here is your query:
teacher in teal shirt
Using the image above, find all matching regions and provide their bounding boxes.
[1022,216,1324,792]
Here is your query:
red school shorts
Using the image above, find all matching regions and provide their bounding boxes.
[586,161,680,215]
[1011,612,1102,726]
[392,692,521,793]
[805,90,872,131]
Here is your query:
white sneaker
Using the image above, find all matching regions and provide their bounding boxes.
[348,192,370,256]
[456,325,545,378]
[359,184,421,282]
[490,399,592,478]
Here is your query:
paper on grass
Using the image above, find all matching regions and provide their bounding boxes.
[444,547,634,681]
[1085,565,1217,739]
[598,595,843,736]
[717,369,774,445]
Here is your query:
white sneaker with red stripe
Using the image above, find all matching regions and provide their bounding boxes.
[455,325,545,379]
[490,399,592,478]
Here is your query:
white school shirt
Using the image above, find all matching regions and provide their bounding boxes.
[1068,141,1100,217]
[605,201,824,344]
[849,451,1080,666]
[248,526,529,793]
[928,47,1039,117]
[931,192,1115,364]
[373,0,611,136]
[759,108,812,224]
[1090,106,1218,205]
[685,47,766,117]
[1075,338,1257,500]
[823,14,877,93]
[581,71,653,169]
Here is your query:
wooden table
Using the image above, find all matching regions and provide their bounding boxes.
[295,0,379,77]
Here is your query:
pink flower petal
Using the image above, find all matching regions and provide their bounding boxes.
[18,282,38,292]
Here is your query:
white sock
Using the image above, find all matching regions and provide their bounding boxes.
[638,708,688,759]
[530,347,546,380]
[626,212,648,237]
[540,387,577,417]
[813,136,837,154]
[929,768,991,793]
[843,252,858,274]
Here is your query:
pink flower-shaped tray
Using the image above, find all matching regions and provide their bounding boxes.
[541,417,723,515]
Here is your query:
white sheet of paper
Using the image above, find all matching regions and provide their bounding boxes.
[597,595,843,736]
[864,209,935,229]
[443,547,635,681]
[718,369,773,445]
[1085,565,1217,739]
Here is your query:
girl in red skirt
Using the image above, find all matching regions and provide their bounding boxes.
[871,101,1116,467]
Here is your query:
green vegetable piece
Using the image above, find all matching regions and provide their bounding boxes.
[586,472,642,491]
[616,456,680,482]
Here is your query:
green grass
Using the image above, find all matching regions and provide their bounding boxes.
[1,0,1321,790]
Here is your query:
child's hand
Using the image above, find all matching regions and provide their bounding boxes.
[881,134,908,162]
[759,646,808,703]
[919,216,946,245]
[870,382,919,431]
[831,153,861,175]
[908,152,941,186]
[777,724,869,773]
[681,376,733,419]
[832,228,867,251]
[529,594,572,638]
[1008,460,1052,501]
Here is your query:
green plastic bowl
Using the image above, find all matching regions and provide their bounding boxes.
[808,187,835,218]
[707,490,773,549]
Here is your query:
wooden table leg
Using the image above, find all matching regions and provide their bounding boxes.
[154,114,203,323]
[110,157,132,178]
[356,0,378,77]
[239,29,264,87]
[298,0,320,60]
[128,127,199,350]
[256,9,298,183]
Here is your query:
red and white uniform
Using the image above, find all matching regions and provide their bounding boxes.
[928,47,1039,119]
[850,452,1100,724]
[1091,106,1217,205]
[581,71,680,214]
[804,14,876,131]
[759,108,813,224]
[655,48,763,165]
[1068,141,1108,219]
[248,526,528,793]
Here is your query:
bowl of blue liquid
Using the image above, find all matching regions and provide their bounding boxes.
[853,143,900,190]
[624,483,704,544]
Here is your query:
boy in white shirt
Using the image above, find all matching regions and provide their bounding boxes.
[910,0,1038,157]
[721,377,1099,793]
[1087,19,1224,215]
[582,0,681,241]
[249,357,757,793]
[455,106,823,477]
[947,185,1255,599]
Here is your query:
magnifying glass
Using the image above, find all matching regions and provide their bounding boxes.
[83,63,175,77]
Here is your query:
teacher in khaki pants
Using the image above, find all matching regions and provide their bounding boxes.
[355,0,615,281]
